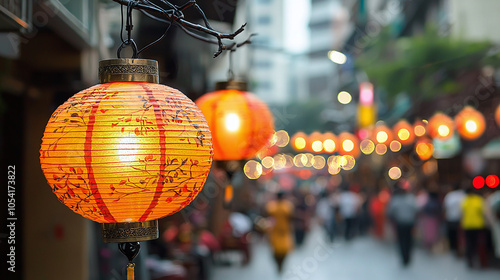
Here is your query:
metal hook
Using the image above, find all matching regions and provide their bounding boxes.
[117,39,139,59]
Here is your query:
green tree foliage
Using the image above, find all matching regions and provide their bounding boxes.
[355,26,500,101]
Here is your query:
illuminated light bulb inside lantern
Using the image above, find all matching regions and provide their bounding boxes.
[244,160,263,179]
[389,141,401,152]
[343,139,354,152]
[323,139,336,153]
[295,137,306,150]
[398,129,410,141]
[375,144,387,155]
[465,120,477,133]
[312,140,323,152]
[388,167,402,180]
[360,139,375,155]
[414,125,426,137]
[437,125,450,138]
[261,156,274,169]
[225,113,241,132]
[312,155,326,169]
[376,131,388,144]
[117,137,139,163]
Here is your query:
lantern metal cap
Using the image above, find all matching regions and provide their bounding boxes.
[99,59,159,84]
[101,220,159,243]
[215,80,248,91]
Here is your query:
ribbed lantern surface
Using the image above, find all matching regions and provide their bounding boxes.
[196,83,274,161]
[40,81,213,223]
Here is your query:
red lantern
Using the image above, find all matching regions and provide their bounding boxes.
[455,106,486,140]
[40,59,213,242]
[427,113,454,140]
[338,132,360,158]
[196,81,274,161]
[393,120,415,146]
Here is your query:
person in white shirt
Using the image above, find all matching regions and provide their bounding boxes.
[338,186,361,241]
[443,183,465,255]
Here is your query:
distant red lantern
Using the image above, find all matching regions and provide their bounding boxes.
[338,132,360,158]
[393,120,415,146]
[455,106,486,141]
[427,113,454,140]
[196,81,274,161]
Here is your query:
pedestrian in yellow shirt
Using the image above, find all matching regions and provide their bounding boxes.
[461,188,486,268]
[266,191,294,273]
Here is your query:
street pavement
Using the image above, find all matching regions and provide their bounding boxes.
[212,225,500,280]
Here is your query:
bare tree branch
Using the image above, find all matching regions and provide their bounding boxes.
[111,0,247,57]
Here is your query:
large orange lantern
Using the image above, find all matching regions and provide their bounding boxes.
[393,120,415,146]
[291,132,308,152]
[338,132,360,158]
[40,59,213,242]
[427,113,454,140]
[195,81,274,161]
[372,124,393,145]
[455,106,486,140]
[322,132,338,153]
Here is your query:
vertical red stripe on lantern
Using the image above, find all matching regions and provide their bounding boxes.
[85,88,116,223]
[140,85,167,221]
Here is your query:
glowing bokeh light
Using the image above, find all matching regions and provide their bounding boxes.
[375,144,387,155]
[360,139,375,155]
[389,141,401,152]
[486,175,499,188]
[312,155,326,169]
[338,91,352,105]
[261,156,274,169]
[388,167,402,180]
[275,130,290,147]
[244,160,262,179]
[328,50,347,64]
[473,176,485,189]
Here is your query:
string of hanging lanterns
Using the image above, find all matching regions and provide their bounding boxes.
[243,105,497,180]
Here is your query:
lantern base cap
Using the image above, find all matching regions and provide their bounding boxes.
[101,220,159,243]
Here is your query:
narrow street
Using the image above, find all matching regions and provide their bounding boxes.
[213,225,500,280]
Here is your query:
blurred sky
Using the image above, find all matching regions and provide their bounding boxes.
[284,0,310,54]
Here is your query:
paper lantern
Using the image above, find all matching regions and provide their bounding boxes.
[338,132,360,158]
[322,132,338,153]
[291,132,308,152]
[393,120,415,146]
[427,113,454,140]
[40,59,213,242]
[373,124,393,145]
[196,81,274,161]
[455,106,486,140]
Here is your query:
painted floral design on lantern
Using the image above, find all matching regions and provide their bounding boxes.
[40,82,213,223]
